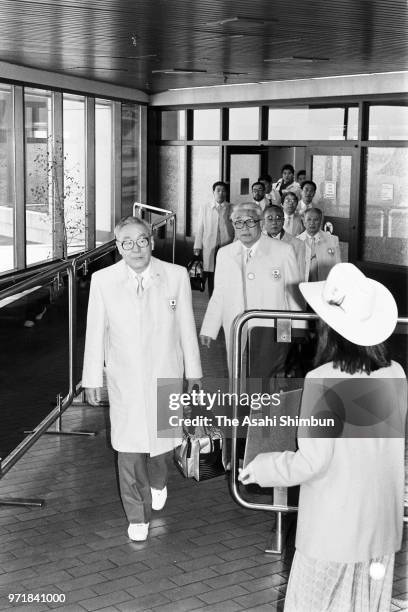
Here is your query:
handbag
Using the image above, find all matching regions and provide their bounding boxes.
[186,258,206,292]
[174,424,225,482]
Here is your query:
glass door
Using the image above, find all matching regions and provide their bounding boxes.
[305,147,358,262]
[226,147,268,206]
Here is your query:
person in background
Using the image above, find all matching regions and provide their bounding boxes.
[273,164,302,201]
[258,173,282,206]
[200,202,303,377]
[297,207,341,281]
[296,169,306,185]
[83,216,202,542]
[298,180,317,215]
[251,181,269,211]
[263,205,306,280]
[283,193,304,236]
[193,181,234,297]
[239,263,406,612]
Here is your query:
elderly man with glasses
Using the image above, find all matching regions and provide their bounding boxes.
[82,215,202,543]
[200,202,303,378]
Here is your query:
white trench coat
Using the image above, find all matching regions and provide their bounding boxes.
[82,257,202,455]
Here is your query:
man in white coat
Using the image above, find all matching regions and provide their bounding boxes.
[193,181,234,296]
[200,202,303,378]
[297,207,341,281]
[82,216,202,542]
[263,204,306,281]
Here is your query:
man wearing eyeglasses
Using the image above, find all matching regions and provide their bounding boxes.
[263,205,306,280]
[82,216,202,543]
[200,202,303,377]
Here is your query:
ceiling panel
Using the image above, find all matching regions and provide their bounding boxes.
[1,0,407,94]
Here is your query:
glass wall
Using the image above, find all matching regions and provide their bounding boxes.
[24,88,53,266]
[369,105,408,140]
[362,147,408,266]
[63,94,86,255]
[229,107,259,140]
[190,146,220,237]
[193,109,220,140]
[121,103,140,216]
[161,110,185,140]
[95,99,113,245]
[268,107,358,140]
[158,146,186,235]
[0,85,15,273]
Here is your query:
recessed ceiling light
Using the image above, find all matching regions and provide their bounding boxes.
[152,68,207,75]
[205,16,278,27]
[264,56,330,63]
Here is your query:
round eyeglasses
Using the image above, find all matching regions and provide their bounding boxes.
[233,219,260,229]
[118,236,150,250]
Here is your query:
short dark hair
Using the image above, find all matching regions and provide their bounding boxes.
[314,320,391,375]
[296,169,306,180]
[283,191,299,203]
[258,174,273,183]
[263,204,284,218]
[301,180,317,191]
[212,181,227,192]
[251,181,265,190]
[281,164,294,174]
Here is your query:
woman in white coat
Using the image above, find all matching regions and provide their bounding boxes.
[239,263,406,611]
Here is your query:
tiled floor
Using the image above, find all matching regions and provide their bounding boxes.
[0,289,406,611]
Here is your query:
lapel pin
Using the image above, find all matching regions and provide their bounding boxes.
[272,269,281,280]
[169,298,177,311]
[327,248,335,255]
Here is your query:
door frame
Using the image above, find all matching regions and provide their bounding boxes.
[305,146,360,259]
[225,146,269,199]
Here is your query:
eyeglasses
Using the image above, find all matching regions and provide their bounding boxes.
[117,236,150,250]
[264,215,284,222]
[233,219,260,229]
[252,187,265,193]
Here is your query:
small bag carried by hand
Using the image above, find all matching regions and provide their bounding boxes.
[186,258,206,292]
[174,425,225,482]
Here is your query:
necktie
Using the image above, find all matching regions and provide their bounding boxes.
[308,239,319,282]
[245,248,252,264]
[216,207,221,247]
[135,274,144,297]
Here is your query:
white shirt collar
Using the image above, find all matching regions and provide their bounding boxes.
[212,199,227,209]
[306,232,320,243]
[126,261,152,280]
[242,237,261,257]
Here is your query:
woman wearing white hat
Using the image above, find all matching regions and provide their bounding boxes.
[239,263,406,612]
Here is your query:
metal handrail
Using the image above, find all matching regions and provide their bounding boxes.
[133,201,177,263]
[0,240,117,478]
[229,309,408,514]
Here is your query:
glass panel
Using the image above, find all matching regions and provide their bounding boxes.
[311,155,352,218]
[369,106,408,140]
[161,110,186,140]
[122,103,140,215]
[24,88,53,266]
[229,107,259,140]
[0,84,15,273]
[63,94,86,255]
[268,107,357,140]
[193,109,220,140]
[190,146,220,237]
[158,146,186,235]
[362,148,408,266]
[347,107,359,140]
[95,99,113,245]
[230,154,261,205]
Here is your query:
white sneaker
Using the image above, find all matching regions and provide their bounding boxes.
[127,523,149,541]
[151,486,167,511]
[35,306,47,321]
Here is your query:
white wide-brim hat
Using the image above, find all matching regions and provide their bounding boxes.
[299,263,398,346]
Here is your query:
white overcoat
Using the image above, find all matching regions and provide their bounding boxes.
[297,229,341,281]
[82,257,202,455]
[200,234,304,364]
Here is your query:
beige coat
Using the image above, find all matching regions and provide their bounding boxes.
[193,200,234,272]
[297,229,341,281]
[200,234,303,363]
[280,230,306,281]
[82,258,202,454]
[251,360,407,562]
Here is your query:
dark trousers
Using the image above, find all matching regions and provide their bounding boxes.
[205,272,214,297]
[117,451,170,524]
